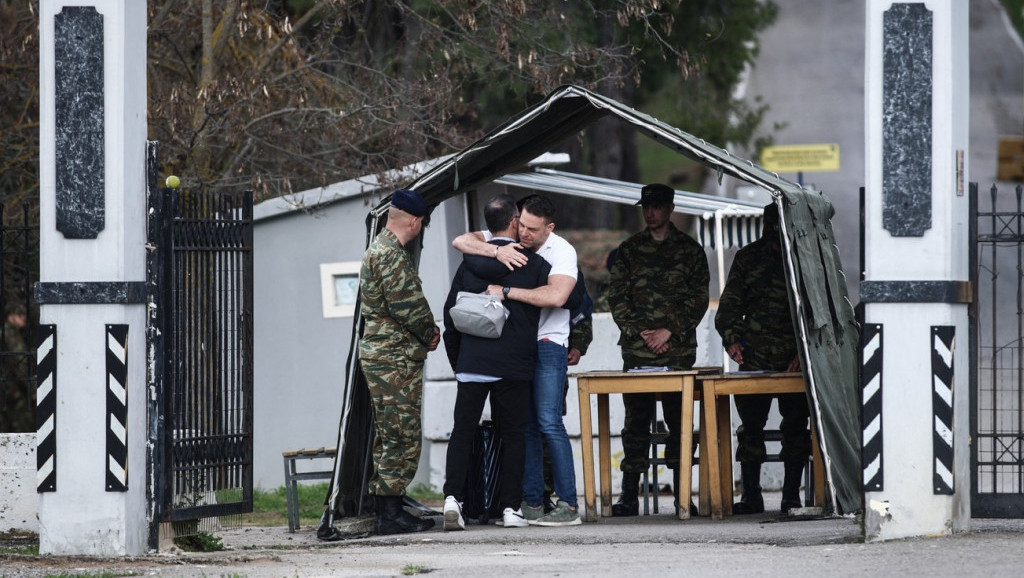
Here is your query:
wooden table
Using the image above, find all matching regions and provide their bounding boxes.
[699,372,826,520]
[575,369,718,522]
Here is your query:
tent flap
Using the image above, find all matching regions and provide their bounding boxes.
[779,189,862,514]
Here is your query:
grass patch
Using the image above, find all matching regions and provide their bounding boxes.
[217,483,331,527]
[407,483,443,506]
[0,530,39,555]
[173,530,224,552]
[401,565,433,576]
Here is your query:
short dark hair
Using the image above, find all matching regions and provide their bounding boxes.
[520,194,556,223]
[483,194,518,234]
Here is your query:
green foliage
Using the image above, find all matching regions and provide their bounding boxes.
[173,530,224,552]
[401,565,433,576]
[1002,0,1024,38]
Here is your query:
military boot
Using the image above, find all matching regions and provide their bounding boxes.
[375,495,435,535]
[781,461,806,514]
[611,471,641,516]
[671,467,699,517]
[733,462,764,514]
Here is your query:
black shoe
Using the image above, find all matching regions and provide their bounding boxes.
[316,510,344,541]
[734,462,764,515]
[732,497,765,515]
[781,498,802,514]
[781,461,806,515]
[612,496,639,517]
[612,471,641,517]
[375,495,435,535]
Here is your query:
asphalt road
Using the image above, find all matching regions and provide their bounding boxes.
[2,500,1023,577]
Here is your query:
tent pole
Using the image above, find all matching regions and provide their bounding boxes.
[714,209,731,370]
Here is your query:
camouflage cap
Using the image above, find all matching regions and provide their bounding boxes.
[636,183,675,207]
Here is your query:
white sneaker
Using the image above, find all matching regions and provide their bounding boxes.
[501,507,529,528]
[443,496,465,531]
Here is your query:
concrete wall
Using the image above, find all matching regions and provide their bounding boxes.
[0,434,37,532]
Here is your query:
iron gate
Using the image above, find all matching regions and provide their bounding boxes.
[0,203,38,433]
[148,183,254,531]
[971,182,1024,517]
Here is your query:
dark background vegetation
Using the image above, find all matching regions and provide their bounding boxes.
[0,0,781,430]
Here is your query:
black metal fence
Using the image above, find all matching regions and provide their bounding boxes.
[971,183,1024,517]
[150,186,254,527]
[0,204,37,433]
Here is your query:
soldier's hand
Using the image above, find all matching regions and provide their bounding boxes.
[427,326,441,352]
[727,342,744,365]
[567,348,582,366]
[641,328,671,354]
[787,355,801,372]
[496,243,527,271]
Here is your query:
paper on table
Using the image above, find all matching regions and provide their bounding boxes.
[627,366,670,373]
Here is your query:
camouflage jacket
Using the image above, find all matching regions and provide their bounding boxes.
[569,314,593,356]
[359,228,436,362]
[607,223,710,368]
[715,236,797,371]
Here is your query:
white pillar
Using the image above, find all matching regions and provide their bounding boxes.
[862,0,971,541]
[38,0,149,555]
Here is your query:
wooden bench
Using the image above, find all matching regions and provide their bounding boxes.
[282,447,336,532]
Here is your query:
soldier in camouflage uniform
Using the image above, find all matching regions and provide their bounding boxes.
[358,189,441,535]
[715,201,809,515]
[606,183,710,517]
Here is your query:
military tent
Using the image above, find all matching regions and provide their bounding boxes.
[321,85,861,533]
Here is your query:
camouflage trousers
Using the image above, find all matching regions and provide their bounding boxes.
[734,392,811,465]
[361,356,424,497]
[619,392,699,472]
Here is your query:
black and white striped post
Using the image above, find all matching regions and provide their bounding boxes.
[37,0,149,555]
[861,0,971,540]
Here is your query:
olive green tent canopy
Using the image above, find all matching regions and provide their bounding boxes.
[324,85,861,525]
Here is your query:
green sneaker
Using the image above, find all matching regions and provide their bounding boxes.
[534,500,581,526]
[521,501,545,525]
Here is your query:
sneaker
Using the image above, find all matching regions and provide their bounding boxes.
[521,501,546,525]
[443,496,465,531]
[534,500,582,527]
[501,507,529,528]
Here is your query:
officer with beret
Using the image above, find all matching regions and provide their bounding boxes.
[359,188,441,535]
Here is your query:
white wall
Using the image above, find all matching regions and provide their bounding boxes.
[0,434,37,532]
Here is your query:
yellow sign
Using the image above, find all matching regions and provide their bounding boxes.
[760,143,840,173]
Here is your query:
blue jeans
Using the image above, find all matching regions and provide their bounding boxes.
[523,340,577,508]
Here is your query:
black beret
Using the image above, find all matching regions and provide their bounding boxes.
[636,183,675,207]
[391,188,427,217]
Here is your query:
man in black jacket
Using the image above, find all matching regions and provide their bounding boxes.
[441,193,551,530]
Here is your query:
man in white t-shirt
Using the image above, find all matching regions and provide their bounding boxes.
[452,195,581,526]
